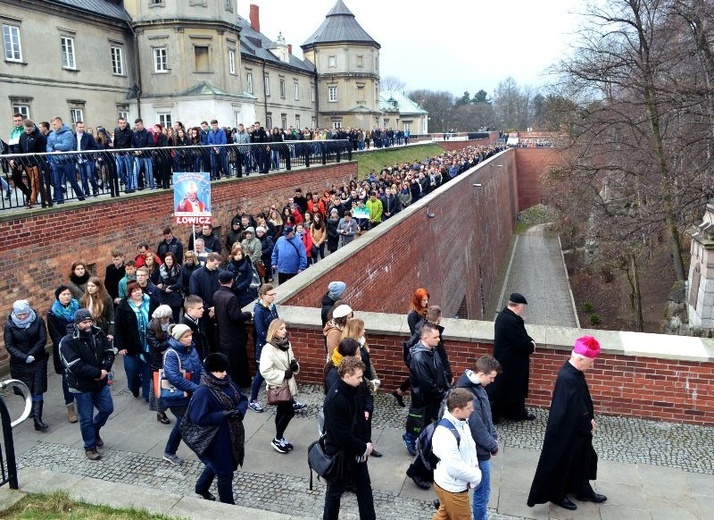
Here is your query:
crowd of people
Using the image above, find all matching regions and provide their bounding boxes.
[1,112,425,209]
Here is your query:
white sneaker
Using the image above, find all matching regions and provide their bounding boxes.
[292,400,307,411]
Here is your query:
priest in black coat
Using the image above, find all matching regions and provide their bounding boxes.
[487,292,535,421]
[213,271,253,387]
[527,335,607,511]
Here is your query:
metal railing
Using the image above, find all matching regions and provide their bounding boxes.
[0,140,353,209]
[0,379,32,489]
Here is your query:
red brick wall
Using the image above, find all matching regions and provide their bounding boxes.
[283,151,518,320]
[283,325,714,426]
[0,163,356,366]
[514,148,564,211]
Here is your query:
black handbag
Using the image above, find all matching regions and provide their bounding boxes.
[307,434,345,490]
[180,397,220,458]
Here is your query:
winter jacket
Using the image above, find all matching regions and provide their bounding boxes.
[253,301,278,351]
[271,235,307,274]
[409,342,449,410]
[162,338,203,407]
[259,341,299,397]
[432,410,481,492]
[4,313,48,394]
[457,370,498,460]
[59,324,115,393]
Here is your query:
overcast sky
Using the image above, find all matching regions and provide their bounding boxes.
[244,0,587,97]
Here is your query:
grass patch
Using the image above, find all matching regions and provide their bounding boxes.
[514,204,557,234]
[0,491,182,520]
[355,143,444,177]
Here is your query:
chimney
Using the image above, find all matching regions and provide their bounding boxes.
[288,44,292,55]
[250,4,260,33]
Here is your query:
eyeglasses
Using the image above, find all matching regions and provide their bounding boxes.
[265,293,277,297]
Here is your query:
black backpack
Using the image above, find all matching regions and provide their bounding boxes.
[415,418,461,472]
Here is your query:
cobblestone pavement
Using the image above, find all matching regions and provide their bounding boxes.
[498,224,579,327]
[9,382,714,519]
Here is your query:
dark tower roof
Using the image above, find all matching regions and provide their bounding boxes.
[302,0,380,50]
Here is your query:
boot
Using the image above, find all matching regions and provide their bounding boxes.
[32,401,48,431]
[67,403,78,423]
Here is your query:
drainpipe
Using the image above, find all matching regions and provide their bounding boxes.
[127,21,142,119]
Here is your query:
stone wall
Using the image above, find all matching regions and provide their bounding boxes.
[513,147,562,211]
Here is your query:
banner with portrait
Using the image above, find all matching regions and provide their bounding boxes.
[173,171,212,225]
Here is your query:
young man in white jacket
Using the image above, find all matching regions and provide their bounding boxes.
[431,388,482,520]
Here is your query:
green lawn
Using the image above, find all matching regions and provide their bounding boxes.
[0,491,182,520]
[354,143,445,177]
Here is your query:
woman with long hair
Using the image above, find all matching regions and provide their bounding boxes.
[144,250,160,281]
[392,288,430,407]
[68,261,90,300]
[180,251,199,296]
[268,208,284,240]
[80,276,114,335]
[323,303,353,357]
[47,285,80,423]
[156,252,183,323]
[311,212,327,261]
[259,319,300,454]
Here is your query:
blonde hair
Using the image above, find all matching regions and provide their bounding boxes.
[341,318,368,352]
[266,318,287,343]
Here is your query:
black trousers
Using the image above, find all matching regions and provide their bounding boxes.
[323,461,375,520]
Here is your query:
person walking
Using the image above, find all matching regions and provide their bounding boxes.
[4,300,49,431]
[58,309,115,460]
[527,336,607,511]
[189,352,248,504]
[249,284,278,413]
[322,356,376,520]
[259,319,299,453]
[487,292,536,422]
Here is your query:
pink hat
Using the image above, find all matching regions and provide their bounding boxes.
[573,335,601,358]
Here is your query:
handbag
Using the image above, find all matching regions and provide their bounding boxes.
[180,396,220,458]
[255,260,267,278]
[154,350,191,399]
[307,434,345,490]
[267,383,292,405]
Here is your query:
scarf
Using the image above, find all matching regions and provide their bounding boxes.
[11,309,36,329]
[202,372,246,466]
[51,298,79,322]
[271,336,290,352]
[159,263,179,280]
[129,296,150,355]
[70,271,90,287]
[331,347,343,368]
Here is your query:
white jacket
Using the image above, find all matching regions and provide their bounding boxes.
[432,410,481,492]
[259,341,299,398]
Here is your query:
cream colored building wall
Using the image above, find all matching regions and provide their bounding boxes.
[0,2,134,128]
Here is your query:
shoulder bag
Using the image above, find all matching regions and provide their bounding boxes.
[267,382,292,405]
[180,394,220,458]
[307,433,345,490]
[154,350,191,399]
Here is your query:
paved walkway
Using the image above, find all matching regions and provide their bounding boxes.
[497,224,580,327]
[0,361,712,519]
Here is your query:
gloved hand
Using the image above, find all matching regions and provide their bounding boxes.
[224,409,244,421]
[284,369,293,380]
[26,355,35,364]
[289,360,299,372]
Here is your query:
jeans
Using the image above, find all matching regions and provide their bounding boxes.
[77,160,98,195]
[115,155,133,186]
[250,344,264,402]
[52,162,84,202]
[195,464,234,504]
[164,405,187,455]
[323,461,375,520]
[210,153,229,179]
[123,354,150,401]
[74,385,114,450]
[134,157,154,189]
[472,459,491,520]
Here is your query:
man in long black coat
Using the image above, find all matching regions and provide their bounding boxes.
[527,335,607,511]
[213,271,253,387]
[487,292,535,421]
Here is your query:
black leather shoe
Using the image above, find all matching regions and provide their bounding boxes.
[554,497,577,510]
[411,476,431,490]
[577,493,607,503]
[370,449,382,458]
[197,491,216,501]
[157,412,171,424]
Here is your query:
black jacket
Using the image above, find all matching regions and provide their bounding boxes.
[59,325,115,393]
[409,342,449,411]
[488,307,534,404]
[323,378,367,458]
[157,237,184,263]
[213,286,252,351]
[189,266,220,309]
[113,297,158,356]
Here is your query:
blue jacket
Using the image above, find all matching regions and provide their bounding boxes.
[271,235,307,274]
[46,124,75,158]
[253,300,279,350]
[207,128,227,147]
[162,338,203,407]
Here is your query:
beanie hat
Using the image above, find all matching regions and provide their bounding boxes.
[332,304,353,319]
[573,335,601,358]
[152,304,173,319]
[327,281,347,300]
[256,226,266,234]
[74,308,93,324]
[12,300,31,316]
[171,324,192,341]
[204,352,230,373]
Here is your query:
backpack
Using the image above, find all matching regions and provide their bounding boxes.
[415,418,461,472]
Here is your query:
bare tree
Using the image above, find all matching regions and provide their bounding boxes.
[380,76,407,92]
[409,90,456,132]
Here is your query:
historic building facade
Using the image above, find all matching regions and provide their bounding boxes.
[1,0,426,133]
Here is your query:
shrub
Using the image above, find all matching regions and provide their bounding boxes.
[589,313,601,326]
[583,301,594,312]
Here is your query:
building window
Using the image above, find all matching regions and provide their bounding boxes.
[404,122,411,133]
[266,113,272,129]
[356,55,363,68]
[150,0,164,6]
[153,47,168,73]
[157,113,172,128]
[295,115,300,129]
[3,24,22,62]
[332,121,342,129]
[293,81,299,101]
[12,103,30,119]
[228,49,236,74]
[279,78,285,99]
[246,72,253,94]
[264,73,270,96]
[328,86,337,102]
[195,46,209,72]
[70,108,84,125]
[117,108,129,120]
[328,55,336,68]
[61,36,76,69]
[225,0,234,11]
[311,85,316,103]
[281,114,287,129]
[111,45,124,76]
